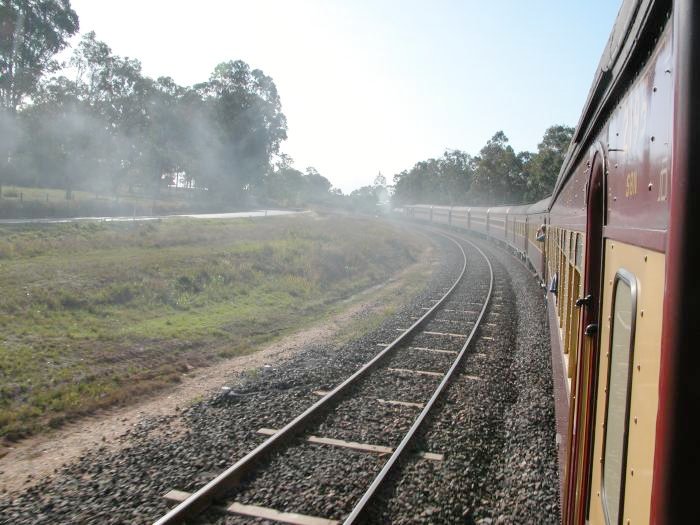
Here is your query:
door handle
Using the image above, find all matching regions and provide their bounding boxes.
[584,323,598,336]
[575,295,593,308]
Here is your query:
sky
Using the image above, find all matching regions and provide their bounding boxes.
[68,0,622,193]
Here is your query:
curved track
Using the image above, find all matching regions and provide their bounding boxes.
[154,231,494,525]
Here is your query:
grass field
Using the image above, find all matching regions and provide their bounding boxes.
[0,185,206,219]
[0,214,425,440]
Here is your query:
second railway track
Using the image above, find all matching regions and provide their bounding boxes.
[155,231,494,525]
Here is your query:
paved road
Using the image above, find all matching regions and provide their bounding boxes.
[0,209,306,225]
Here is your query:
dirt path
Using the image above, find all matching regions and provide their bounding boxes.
[0,246,435,495]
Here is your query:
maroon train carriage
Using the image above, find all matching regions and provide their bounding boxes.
[400,2,700,522]
[450,206,470,230]
[525,198,549,280]
[504,204,531,259]
[468,206,489,236]
[431,205,451,227]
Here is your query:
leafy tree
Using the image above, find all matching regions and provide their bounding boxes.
[66,32,154,193]
[391,127,572,207]
[0,0,77,194]
[70,31,112,106]
[200,60,287,199]
[17,74,107,196]
[304,167,332,196]
[471,131,523,204]
[525,124,573,201]
[372,171,391,203]
[349,184,379,213]
[263,165,333,207]
[265,166,304,205]
[0,0,79,112]
[2,21,293,211]
[392,150,473,205]
[373,172,386,188]
[438,149,473,203]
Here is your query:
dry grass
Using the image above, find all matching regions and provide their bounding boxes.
[0,214,425,440]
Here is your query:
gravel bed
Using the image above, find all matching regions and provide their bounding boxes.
[312,395,420,446]
[216,444,387,524]
[341,370,440,405]
[385,346,456,372]
[408,332,466,352]
[0,231,464,525]
[368,234,559,524]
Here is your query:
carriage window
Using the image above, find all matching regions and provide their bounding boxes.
[602,270,637,525]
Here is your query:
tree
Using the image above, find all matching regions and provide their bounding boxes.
[263,164,334,207]
[437,149,473,204]
[304,167,331,196]
[525,125,574,201]
[373,172,386,188]
[18,74,107,196]
[70,31,112,106]
[0,0,79,112]
[390,125,572,207]
[349,184,379,213]
[66,32,154,194]
[471,131,523,204]
[391,150,473,206]
[2,22,295,210]
[200,60,287,199]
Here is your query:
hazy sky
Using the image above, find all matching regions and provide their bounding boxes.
[69,0,621,193]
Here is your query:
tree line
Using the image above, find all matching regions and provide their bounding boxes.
[392,125,574,206]
[0,1,339,209]
[1,0,572,214]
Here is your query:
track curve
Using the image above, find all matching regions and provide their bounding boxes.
[154,230,494,525]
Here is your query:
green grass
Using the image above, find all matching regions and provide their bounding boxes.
[0,215,426,440]
[2,185,92,201]
[0,184,191,205]
[0,184,203,219]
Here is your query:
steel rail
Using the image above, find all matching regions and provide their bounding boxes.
[153,232,469,525]
[343,232,494,524]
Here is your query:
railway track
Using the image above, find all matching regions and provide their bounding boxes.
[154,231,494,525]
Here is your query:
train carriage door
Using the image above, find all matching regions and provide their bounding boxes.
[565,147,606,525]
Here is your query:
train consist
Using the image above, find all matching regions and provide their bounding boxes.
[403,0,700,523]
